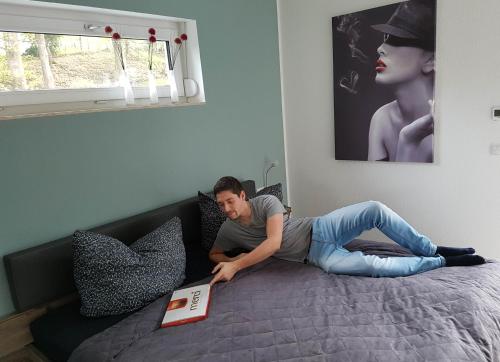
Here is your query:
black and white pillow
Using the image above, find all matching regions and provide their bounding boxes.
[73,217,186,317]
[255,183,283,202]
[198,183,283,250]
[198,191,226,251]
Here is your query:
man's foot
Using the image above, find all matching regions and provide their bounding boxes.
[444,254,485,267]
[436,246,475,257]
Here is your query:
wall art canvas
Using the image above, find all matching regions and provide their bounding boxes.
[332,0,436,163]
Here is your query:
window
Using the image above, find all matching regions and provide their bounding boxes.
[0,33,170,91]
[0,0,205,120]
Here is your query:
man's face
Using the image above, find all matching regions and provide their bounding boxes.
[216,190,246,220]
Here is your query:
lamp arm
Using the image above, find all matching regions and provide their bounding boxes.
[264,164,275,188]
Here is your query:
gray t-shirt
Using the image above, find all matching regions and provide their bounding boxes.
[214,195,313,263]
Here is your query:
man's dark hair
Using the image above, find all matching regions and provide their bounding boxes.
[213,176,244,196]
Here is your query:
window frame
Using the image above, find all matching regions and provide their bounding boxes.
[0,0,205,120]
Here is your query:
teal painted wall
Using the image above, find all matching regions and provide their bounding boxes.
[0,0,285,317]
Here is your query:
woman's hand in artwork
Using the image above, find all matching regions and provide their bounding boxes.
[395,100,434,162]
[209,261,241,286]
[399,112,434,144]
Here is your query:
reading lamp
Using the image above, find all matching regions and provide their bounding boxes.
[264,160,279,187]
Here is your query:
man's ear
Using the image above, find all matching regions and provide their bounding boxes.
[239,190,246,200]
[422,53,435,74]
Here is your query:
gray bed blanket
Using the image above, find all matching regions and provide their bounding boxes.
[70,244,500,362]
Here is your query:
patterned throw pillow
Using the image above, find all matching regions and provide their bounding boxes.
[198,183,283,250]
[255,183,283,202]
[198,191,226,251]
[73,217,186,317]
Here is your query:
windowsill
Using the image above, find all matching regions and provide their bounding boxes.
[0,97,206,121]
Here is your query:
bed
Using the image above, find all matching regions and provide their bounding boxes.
[4,180,500,361]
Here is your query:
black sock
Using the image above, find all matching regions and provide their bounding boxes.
[444,254,485,267]
[436,246,475,257]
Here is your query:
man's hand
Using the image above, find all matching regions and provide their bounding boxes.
[209,261,240,286]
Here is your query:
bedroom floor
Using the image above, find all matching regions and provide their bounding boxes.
[1,345,49,362]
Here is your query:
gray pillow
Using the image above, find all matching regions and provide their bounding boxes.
[73,217,186,317]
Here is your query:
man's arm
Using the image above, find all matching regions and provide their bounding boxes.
[208,245,241,263]
[209,213,283,285]
[208,245,229,263]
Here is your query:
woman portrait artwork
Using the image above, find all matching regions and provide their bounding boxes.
[332,0,436,163]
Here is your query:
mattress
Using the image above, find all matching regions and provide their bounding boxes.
[69,244,500,362]
[31,302,133,362]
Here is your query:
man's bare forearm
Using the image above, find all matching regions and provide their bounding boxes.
[233,238,279,272]
[209,252,234,264]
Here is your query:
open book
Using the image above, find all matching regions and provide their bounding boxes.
[161,284,211,328]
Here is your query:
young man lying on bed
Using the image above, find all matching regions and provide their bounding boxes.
[208,176,485,285]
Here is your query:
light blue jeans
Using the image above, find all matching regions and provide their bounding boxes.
[307,201,445,277]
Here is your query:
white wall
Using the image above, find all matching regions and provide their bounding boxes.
[278,0,500,259]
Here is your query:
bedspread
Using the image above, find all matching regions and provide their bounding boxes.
[70,255,500,362]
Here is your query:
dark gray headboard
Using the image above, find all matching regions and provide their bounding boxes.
[4,180,256,312]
